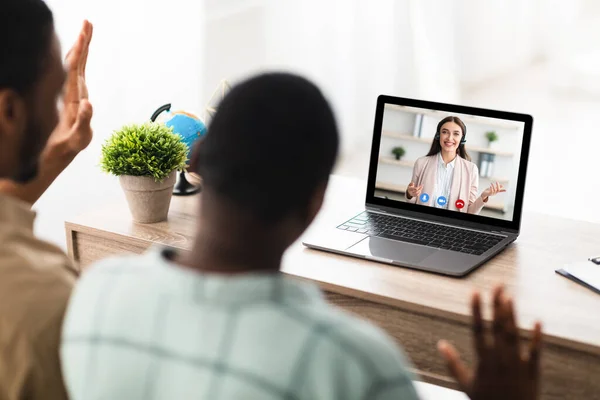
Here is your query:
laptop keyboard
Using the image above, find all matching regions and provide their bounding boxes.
[337,211,505,256]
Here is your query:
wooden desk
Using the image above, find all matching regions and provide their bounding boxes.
[65,175,600,400]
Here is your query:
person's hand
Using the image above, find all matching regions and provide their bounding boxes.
[407,182,423,200]
[45,20,94,160]
[438,286,543,400]
[481,182,506,202]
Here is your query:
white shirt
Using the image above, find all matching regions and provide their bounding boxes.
[60,247,419,400]
[433,153,456,209]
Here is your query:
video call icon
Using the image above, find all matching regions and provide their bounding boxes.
[420,193,430,203]
[437,196,447,206]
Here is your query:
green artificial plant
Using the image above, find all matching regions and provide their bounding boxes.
[391,146,406,160]
[100,122,188,182]
[485,131,499,144]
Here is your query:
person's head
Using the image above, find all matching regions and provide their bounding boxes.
[426,116,471,161]
[0,0,65,183]
[192,72,339,250]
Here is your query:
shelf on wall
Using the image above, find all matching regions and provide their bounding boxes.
[479,176,509,184]
[378,157,415,168]
[383,131,430,142]
[384,104,523,130]
[375,182,407,193]
[382,131,514,157]
[485,202,505,211]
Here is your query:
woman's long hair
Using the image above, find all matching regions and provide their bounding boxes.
[426,116,471,161]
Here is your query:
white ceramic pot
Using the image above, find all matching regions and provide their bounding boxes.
[119,171,177,223]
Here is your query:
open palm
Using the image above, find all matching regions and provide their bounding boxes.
[438,286,543,400]
[482,182,506,200]
[46,20,94,157]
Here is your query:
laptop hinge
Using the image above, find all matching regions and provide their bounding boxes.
[493,230,517,235]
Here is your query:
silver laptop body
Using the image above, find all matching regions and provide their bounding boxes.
[303,95,533,277]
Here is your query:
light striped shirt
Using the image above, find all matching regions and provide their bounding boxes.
[60,247,419,400]
[433,153,456,209]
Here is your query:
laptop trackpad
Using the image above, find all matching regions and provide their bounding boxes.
[348,236,436,265]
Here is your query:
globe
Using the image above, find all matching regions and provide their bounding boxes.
[163,111,207,163]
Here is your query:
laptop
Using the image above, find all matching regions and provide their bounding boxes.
[303,95,533,277]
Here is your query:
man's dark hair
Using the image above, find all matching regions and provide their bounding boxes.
[0,0,54,95]
[195,73,339,222]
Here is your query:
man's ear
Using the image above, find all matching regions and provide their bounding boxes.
[0,89,27,177]
[0,89,27,144]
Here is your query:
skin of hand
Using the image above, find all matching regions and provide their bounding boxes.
[481,182,506,202]
[438,286,543,400]
[407,182,423,199]
[45,20,94,160]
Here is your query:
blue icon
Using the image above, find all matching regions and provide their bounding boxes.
[419,193,430,203]
[437,196,447,206]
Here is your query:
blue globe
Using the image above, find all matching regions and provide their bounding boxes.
[164,111,207,163]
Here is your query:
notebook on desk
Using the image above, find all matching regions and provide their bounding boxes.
[556,261,600,295]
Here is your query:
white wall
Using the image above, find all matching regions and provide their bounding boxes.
[453,0,539,87]
[204,1,267,103]
[203,0,465,160]
[37,0,205,248]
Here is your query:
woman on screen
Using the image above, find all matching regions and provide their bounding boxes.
[406,116,505,214]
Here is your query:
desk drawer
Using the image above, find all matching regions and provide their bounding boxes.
[70,231,149,269]
[324,291,600,400]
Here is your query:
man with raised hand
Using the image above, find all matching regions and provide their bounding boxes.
[0,0,93,397]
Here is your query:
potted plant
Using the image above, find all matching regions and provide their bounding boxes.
[391,146,406,161]
[485,131,499,149]
[101,122,188,223]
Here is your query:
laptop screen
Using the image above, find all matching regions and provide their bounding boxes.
[367,96,532,232]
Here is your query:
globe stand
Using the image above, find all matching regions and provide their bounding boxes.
[172,170,200,196]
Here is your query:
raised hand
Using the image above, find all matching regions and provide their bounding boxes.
[407,182,423,200]
[437,286,543,400]
[482,182,506,201]
[0,20,94,205]
[45,20,94,159]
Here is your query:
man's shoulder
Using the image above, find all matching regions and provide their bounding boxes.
[0,232,76,274]
[300,303,413,372]
[73,252,155,296]
[0,241,74,297]
[0,242,74,355]
[290,303,417,398]
[63,251,161,336]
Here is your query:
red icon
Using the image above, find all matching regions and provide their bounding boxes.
[455,199,465,209]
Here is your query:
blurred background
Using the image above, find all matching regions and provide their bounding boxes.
[39,1,600,397]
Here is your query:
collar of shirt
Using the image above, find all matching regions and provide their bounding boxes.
[150,246,326,306]
[437,152,456,170]
[0,194,36,232]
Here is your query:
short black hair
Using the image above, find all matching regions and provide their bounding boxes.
[195,73,339,222]
[0,0,54,95]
